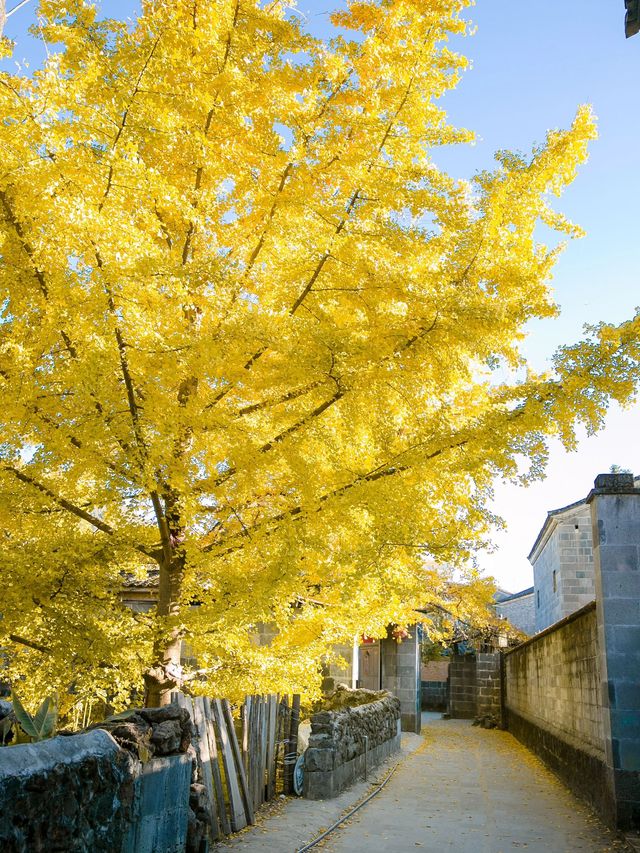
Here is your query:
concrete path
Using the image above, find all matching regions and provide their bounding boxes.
[321,716,627,853]
[217,731,424,852]
[218,714,629,852]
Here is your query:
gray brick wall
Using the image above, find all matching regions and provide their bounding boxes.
[589,475,640,829]
[448,653,501,721]
[495,593,535,636]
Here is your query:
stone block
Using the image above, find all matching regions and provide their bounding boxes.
[616,683,640,709]
[599,544,639,572]
[305,748,335,773]
[125,755,191,853]
[308,733,334,749]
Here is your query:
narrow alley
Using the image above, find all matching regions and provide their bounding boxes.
[225,714,628,853]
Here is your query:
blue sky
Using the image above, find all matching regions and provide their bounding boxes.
[3,0,639,590]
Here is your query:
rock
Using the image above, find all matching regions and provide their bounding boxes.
[138,706,190,726]
[150,720,182,755]
[186,744,199,782]
[186,806,206,853]
[95,706,192,758]
[473,714,500,729]
[96,718,152,758]
[187,784,210,853]
[189,783,209,813]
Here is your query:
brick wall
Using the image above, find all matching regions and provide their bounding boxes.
[504,601,608,817]
[421,660,449,681]
[322,642,354,691]
[504,602,604,756]
[421,681,447,710]
[448,653,501,721]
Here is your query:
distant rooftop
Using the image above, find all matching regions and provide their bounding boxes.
[496,586,534,603]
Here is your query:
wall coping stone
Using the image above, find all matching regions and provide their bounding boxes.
[0,729,121,779]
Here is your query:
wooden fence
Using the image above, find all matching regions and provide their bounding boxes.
[172,692,300,841]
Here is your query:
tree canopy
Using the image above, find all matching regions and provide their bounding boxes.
[1,0,639,709]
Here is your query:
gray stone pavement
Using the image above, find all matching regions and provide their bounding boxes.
[218,713,630,853]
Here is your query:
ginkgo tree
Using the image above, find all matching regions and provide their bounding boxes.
[1,0,638,710]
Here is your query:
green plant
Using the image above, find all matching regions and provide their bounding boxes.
[0,712,14,746]
[11,693,58,742]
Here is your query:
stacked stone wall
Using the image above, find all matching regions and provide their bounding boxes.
[0,706,195,853]
[0,731,136,853]
[304,695,401,799]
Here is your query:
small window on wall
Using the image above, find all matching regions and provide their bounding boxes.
[537,591,540,608]
[553,570,557,593]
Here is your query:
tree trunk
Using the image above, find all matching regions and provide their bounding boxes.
[144,548,185,707]
[144,390,193,707]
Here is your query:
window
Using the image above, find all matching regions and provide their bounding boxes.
[537,590,540,608]
[553,570,557,593]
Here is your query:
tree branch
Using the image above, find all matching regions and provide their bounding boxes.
[0,189,77,359]
[8,633,51,654]
[99,35,161,211]
[3,466,158,560]
[202,434,469,553]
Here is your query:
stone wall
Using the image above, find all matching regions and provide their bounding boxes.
[0,730,136,852]
[503,602,609,818]
[0,706,195,853]
[304,695,401,799]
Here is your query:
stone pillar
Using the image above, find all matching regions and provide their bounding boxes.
[380,624,421,733]
[588,473,640,830]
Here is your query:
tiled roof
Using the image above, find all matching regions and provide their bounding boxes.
[496,586,534,603]
[121,569,159,588]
